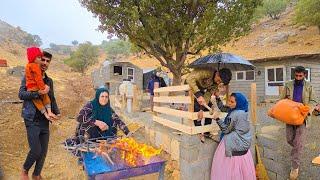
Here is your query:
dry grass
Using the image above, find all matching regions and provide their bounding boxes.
[0,42,164,179]
[0,42,94,179]
[129,8,320,69]
[222,10,320,60]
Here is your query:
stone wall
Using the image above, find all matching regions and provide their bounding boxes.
[256,125,290,180]
[115,96,320,180]
[256,123,320,179]
[143,116,218,180]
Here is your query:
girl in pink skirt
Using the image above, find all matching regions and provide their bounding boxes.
[211,92,255,180]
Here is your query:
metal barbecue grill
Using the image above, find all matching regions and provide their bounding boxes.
[65,136,166,180]
[83,151,166,180]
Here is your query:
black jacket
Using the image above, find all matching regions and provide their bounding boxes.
[18,74,60,121]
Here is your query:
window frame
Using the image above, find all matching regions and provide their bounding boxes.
[235,70,255,81]
[127,67,135,82]
[113,65,123,76]
[265,66,286,87]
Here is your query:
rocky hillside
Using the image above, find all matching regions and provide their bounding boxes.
[223,6,320,60]
[0,19,31,45]
[128,6,320,69]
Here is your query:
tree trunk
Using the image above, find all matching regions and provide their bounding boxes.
[172,70,182,86]
[155,52,185,86]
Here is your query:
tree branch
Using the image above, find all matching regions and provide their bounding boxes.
[133,0,175,63]
[137,45,168,68]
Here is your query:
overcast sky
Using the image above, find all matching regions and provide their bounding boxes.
[0,0,108,48]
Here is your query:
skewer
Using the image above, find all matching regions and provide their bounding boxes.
[101,152,114,165]
[192,94,214,115]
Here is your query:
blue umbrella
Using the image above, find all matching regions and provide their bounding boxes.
[189,52,255,71]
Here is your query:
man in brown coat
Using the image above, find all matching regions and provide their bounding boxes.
[280,66,319,179]
[186,68,232,142]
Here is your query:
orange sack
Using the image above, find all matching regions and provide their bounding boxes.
[268,99,310,125]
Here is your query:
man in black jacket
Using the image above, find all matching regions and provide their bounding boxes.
[19,51,60,180]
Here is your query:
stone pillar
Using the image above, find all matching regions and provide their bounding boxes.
[179,134,217,180]
[144,119,218,180]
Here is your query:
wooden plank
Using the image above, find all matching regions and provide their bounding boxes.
[153,106,193,119]
[186,90,195,125]
[312,156,320,165]
[132,85,139,112]
[191,112,227,119]
[0,100,23,104]
[153,115,193,134]
[250,83,257,125]
[153,96,191,104]
[153,85,190,93]
[153,107,223,120]
[188,91,194,113]
[121,95,126,111]
[191,124,219,134]
[153,82,160,115]
[114,96,121,108]
[202,112,215,119]
[278,86,284,96]
[190,112,212,120]
[226,84,230,102]
[153,106,224,120]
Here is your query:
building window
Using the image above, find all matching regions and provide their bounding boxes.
[290,67,310,81]
[236,72,244,80]
[127,67,134,82]
[236,70,255,81]
[265,66,286,96]
[246,71,255,80]
[113,66,122,75]
[266,67,285,86]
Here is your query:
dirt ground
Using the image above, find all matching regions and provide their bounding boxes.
[0,69,90,180]
[0,69,174,180]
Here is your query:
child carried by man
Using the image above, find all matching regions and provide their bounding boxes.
[25,47,57,121]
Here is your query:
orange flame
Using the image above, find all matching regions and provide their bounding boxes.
[111,137,161,166]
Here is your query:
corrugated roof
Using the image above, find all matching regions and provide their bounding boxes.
[249,52,320,62]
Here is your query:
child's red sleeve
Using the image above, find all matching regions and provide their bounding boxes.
[30,63,46,90]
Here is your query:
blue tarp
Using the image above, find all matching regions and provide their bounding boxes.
[82,152,166,179]
[83,152,112,176]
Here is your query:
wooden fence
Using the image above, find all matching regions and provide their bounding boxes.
[152,85,219,135]
[113,83,260,136]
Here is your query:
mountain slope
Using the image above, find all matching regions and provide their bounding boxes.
[129,7,320,69]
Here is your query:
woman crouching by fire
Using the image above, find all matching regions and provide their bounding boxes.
[65,87,131,156]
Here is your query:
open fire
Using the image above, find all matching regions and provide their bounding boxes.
[110,137,162,167]
[64,127,165,178]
